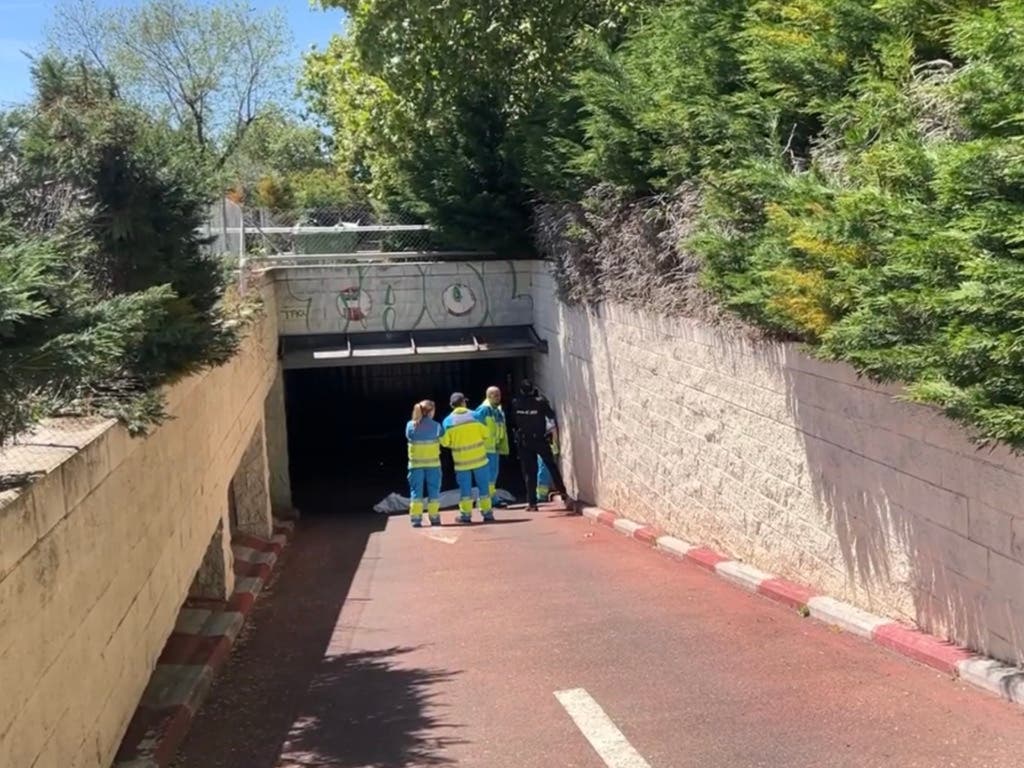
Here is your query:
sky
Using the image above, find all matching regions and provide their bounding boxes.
[0,0,347,107]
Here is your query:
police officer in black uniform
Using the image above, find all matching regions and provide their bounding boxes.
[510,379,574,511]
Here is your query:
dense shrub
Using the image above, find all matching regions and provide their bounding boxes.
[558,1,1024,448]
[0,58,241,449]
[310,0,1024,448]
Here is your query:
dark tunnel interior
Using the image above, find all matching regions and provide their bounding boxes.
[285,357,531,514]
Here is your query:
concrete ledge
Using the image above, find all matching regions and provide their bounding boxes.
[582,503,1024,711]
[655,536,694,559]
[957,659,1024,703]
[715,561,771,592]
[633,527,661,546]
[759,579,818,611]
[872,623,973,675]
[807,596,889,638]
[587,507,662,549]
[686,547,729,571]
[612,518,645,537]
[114,520,294,768]
[140,665,213,712]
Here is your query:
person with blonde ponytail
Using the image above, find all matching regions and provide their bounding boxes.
[405,399,444,527]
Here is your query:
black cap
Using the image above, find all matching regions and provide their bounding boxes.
[519,379,534,395]
[450,392,466,407]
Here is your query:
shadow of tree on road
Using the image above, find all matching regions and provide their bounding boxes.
[171,511,390,768]
[278,646,464,768]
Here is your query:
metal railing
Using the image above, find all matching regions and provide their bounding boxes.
[204,199,491,269]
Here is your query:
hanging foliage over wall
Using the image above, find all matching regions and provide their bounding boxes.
[308,0,1024,449]
[534,184,751,333]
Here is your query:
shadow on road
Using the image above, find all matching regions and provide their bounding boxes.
[278,646,464,768]
[171,508,397,768]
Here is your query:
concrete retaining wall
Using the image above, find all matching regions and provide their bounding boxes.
[0,285,285,767]
[530,263,1024,666]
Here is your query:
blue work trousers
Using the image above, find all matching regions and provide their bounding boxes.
[456,465,492,515]
[408,466,442,519]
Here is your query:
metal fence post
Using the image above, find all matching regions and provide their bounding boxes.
[238,202,247,295]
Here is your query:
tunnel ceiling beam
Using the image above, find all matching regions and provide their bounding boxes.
[281,325,547,370]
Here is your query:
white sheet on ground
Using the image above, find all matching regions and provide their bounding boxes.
[373,488,516,514]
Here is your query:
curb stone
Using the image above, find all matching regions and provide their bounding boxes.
[584,504,1024,710]
[113,519,295,767]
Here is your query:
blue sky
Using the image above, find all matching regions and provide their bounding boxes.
[0,0,347,107]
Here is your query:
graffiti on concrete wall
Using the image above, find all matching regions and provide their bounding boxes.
[275,261,535,335]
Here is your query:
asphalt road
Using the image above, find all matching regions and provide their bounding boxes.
[172,504,1024,768]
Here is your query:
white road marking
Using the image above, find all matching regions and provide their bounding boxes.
[423,529,460,544]
[554,688,653,768]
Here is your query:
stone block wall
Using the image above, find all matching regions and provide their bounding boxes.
[231,421,273,539]
[0,283,287,768]
[531,263,1024,665]
[264,368,294,517]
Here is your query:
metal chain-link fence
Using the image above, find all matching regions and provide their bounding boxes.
[0,416,115,493]
[203,200,488,265]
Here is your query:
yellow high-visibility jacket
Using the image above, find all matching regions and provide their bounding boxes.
[440,408,489,472]
[474,401,510,456]
[406,417,443,469]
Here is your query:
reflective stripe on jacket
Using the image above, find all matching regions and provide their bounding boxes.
[440,408,489,471]
[545,417,559,457]
[474,401,510,456]
[406,418,443,469]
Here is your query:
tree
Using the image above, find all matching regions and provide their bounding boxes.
[48,0,291,170]
[302,34,414,212]
[225,106,335,209]
[303,0,639,249]
[568,0,759,194]
[527,0,1024,449]
[229,107,331,184]
[0,57,239,450]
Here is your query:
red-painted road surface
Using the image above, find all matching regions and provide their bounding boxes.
[172,507,1024,768]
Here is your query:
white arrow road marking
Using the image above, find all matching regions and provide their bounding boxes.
[423,529,461,544]
[555,688,653,768]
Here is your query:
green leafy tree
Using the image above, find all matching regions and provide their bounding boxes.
[225,107,340,212]
[692,1,1024,446]
[49,0,291,169]
[229,107,331,188]
[304,0,639,249]
[0,229,175,450]
[302,35,411,207]
[569,0,759,193]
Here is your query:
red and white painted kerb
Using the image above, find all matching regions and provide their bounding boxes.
[114,521,294,768]
[582,506,1024,709]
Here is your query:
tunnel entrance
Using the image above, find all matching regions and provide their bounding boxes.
[285,356,532,514]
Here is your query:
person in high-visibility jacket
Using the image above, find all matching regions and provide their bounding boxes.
[406,399,444,527]
[474,386,509,508]
[440,392,494,524]
[536,417,559,503]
